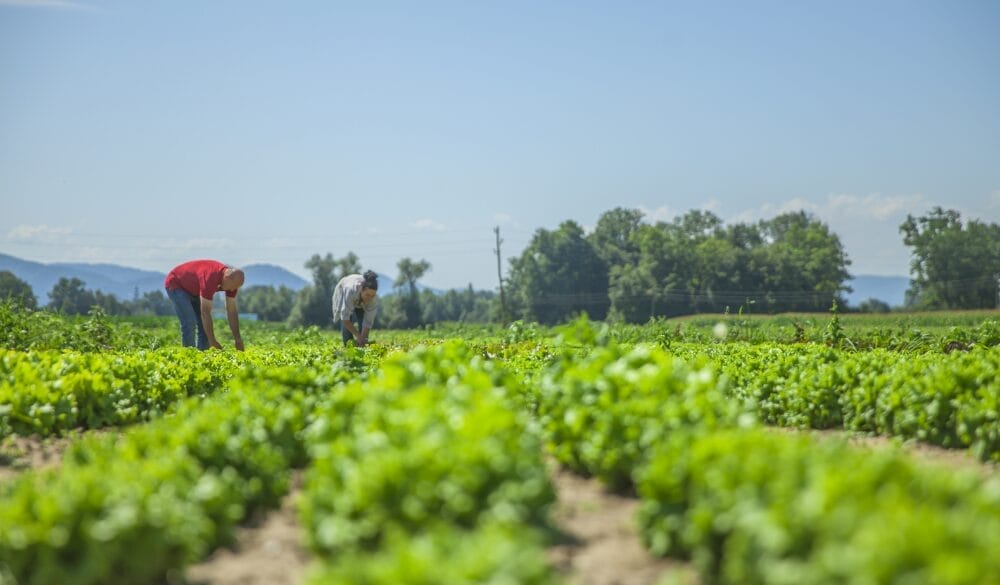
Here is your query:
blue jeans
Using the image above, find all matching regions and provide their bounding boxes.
[166,288,209,350]
[341,308,365,345]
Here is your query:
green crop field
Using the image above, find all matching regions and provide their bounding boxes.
[1,303,998,585]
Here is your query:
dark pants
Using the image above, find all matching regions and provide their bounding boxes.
[341,308,365,345]
[166,288,209,350]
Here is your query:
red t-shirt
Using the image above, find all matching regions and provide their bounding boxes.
[164,259,238,300]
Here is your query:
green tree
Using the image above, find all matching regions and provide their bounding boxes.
[241,285,297,322]
[289,252,355,327]
[588,207,644,267]
[507,220,608,324]
[395,257,431,328]
[47,277,97,315]
[421,285,496,323]
[334,252,361,282]
[608,210,850,320]
[755,211,852,312]
[93,290,128,316]
[127,290,174,316]
[900,207,1000,309]
[0,271,37,309]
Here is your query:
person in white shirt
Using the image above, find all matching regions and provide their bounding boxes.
[332,270,378,346]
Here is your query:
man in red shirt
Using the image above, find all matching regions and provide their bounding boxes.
[164,259,245,350]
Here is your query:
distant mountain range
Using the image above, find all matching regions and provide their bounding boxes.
[0,253,442,302]
[1,253,908,307]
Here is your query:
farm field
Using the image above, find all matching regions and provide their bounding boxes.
[1,304,998,585]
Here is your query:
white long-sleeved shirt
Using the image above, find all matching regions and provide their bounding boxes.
[331,274,377,328]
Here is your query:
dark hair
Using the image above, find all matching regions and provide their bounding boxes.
[362,270,378,291]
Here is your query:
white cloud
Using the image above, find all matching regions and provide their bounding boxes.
[6,224,73,241]
[640,199,725,224]
[638,205,676,223]
[727,193,927,225]
[824,193,927,221]
[702,198,723,213]
[411,218,447,231]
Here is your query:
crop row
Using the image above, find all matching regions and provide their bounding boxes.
[0,345,381,439]
[533,330,1000,584]
[679,343,999,461]
[299,341,557,584]
[0,364,321,585]
[0,342,559,585]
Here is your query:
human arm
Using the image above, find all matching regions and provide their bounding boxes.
[200,297,223,349]
[226,296,244,351]
[358,305,376,346]
[342,319,364,345]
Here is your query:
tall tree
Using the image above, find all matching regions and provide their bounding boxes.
[395,257,431,328]
[756,211,852,311]
[289,252,357,327]
[507,220,608,324]
[0,271,37,310]
[900,207,1000,309]
[241,285,297,322]
[588,207,644,268]
[48,277,96,315]
[334,252,362,282]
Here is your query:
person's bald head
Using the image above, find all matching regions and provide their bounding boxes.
[222,268,245,292]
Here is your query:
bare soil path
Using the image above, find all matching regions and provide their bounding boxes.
[547,464,698,585]
[183,472,311,585]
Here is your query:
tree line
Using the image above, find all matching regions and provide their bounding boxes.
[1,206,997,327]
[503,206,999,324]
[0,254,496,329]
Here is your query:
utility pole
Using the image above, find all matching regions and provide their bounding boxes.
[494,226,508,324]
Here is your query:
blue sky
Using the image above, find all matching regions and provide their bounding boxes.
[1,0,998,290]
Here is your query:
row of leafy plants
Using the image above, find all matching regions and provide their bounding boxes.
[0,345,385,439]
[0,342,560,585]
[298,341,558,584]
[0,363,327,585]
[677,342,999,461]
[532,325,1000,584]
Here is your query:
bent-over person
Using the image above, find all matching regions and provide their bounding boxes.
[164,259,245,350]
[332,270,378,347]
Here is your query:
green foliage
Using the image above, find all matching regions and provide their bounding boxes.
[635,429,1000,584]
[289,252,361,327]
[0,344,369,439]
[901,207,1000,309]
[0,271,36,310]
[301,341,553,555]
[394,257,432,328]
[605,209,852,321]
[0,377,318,585]
[47,277,96,315]
[308,523,557,585]
[238,284,296,322]
[507,220,609,324]
[0,310,996,585]
[0,302,163,352]
[536,321,749,489]
[686,343,1000,460]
